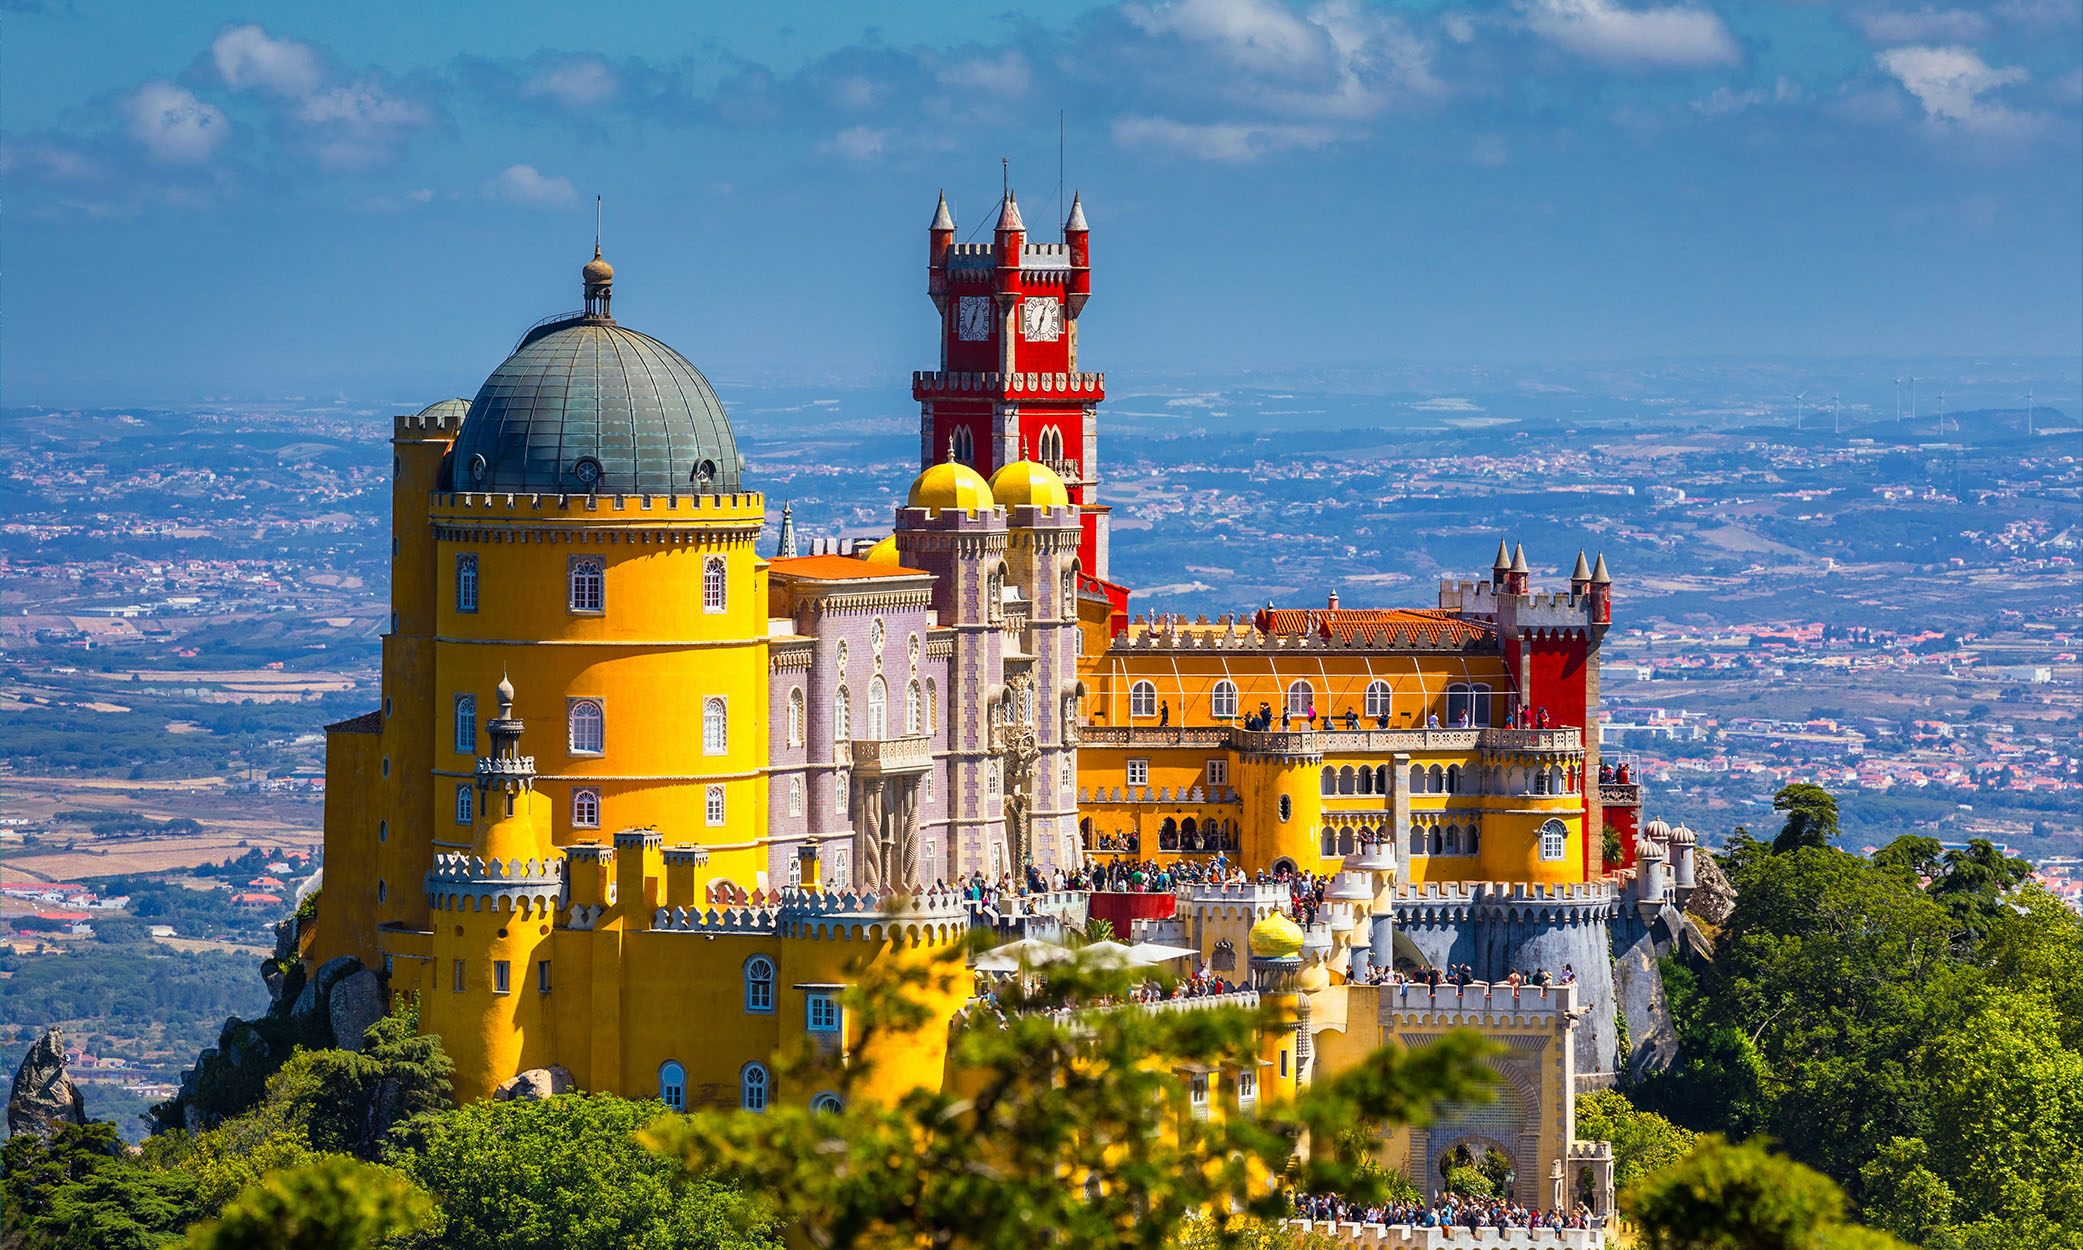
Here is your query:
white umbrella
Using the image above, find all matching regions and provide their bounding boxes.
[1127,941,1201,965]
[974,937,1075,973]
[1076,939,1141,968]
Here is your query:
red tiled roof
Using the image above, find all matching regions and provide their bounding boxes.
[326,709,381,734]
[767,555,924,581]
[1254,607,1496,648]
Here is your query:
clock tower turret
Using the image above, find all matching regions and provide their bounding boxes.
[915,186,1111,583]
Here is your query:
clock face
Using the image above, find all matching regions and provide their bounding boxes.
[1021,297,1062,342]
[956,296,993,342]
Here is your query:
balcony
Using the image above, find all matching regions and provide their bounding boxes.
[847,735,931,776]
[1599,782,1641,807]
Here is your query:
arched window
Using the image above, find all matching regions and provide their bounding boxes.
[1550,766,1565,794]
[1409,823,1426,856]
[569,556,604,613]
[1130,681,1157,718]
[1409,765,1427,795]
[1443,824,1461,855]
[1539,819,1568,861]
[787,688,805,747]
[1430,826,1444,856]
[787,775,802,816]
[1364,680,1393,718]
[572,787,600,829]
[867,677,889,740]
[1428,765,1444,793]
[703,697,727,755]
[925,679,938,734]
[1375,765,1391,794]
[454,783,474,825]
[745,956,775,1013]
[834,686,851,742]
[1471,684,1493,727]
[1533,768,1551,796]
[1468,824,1480,854]
[1211,679,1238,719]
[1321,827,1336,857]
[1445,683,1472,725]
[659,1061,686,1111]
[788,856,802,888]
[905,680,922,736]
[1338,826,1355,856]
[951,425,975,465]
[1338,766,1356,796]
[455,553,478,613]
[1445,764,1462,795]
[568,700,604,755]
[1320,766,1335,796]
[702,555,726,613]
[741,1062,769,1112]
[453,694,476,755]
[1285,681,1313,718]
[705,784,725,826]
[812,1092,844,1115]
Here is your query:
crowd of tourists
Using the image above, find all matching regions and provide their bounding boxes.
[1290,1191,1599,1232]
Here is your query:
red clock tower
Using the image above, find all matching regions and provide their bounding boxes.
[915,188,1112,582]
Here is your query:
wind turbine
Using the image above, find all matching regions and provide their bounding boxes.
[1893,376,1903,423]
[1909,376,1918,430]
[1832,392,1842,435]
[1935,389,1948,435]
[2025,389,2035,437]
[1787,389,1808,432]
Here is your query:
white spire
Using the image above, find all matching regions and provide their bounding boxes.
[930,190,953,232]
[1065,191,1087,232]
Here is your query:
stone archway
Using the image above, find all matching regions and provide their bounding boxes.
[1407,1045,1545,1208]
[1432,1133,1519,1201]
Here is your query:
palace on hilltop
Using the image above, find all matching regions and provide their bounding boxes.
[307,188,1707,1221]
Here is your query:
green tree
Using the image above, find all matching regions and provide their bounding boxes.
[645,937,1494,1249]
[182,1155,433,1250]
[1575,1090,1698,1190]
[264,1012,453,1158]
[137,1099,323,1220]
[389,1093,777,1250]
[1857,1137,1955,1247]
[1924,992,2083,1242]
[1976,884,2083,1049]
[1926,840,2033,942]
[1770,783,1840,854]
[1624,1136,1909,1250]
[2,1121,200,1250]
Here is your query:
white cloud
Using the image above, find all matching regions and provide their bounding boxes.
[939,52,1031,97]
[1853,7,1990,44]
[124,82,229,164]
[827,126,890,161]
[523,59,618,108]
[1878,45,2032,133]
[1112,115,1335,160]
[489,164,575,205]
[1125,0,1327,72]
[1524,0,1741,68]
[211,24,324,97]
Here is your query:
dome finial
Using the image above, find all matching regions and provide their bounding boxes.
[583,196,614,318]
[496,670,516,715]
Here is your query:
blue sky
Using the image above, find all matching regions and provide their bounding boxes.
[3,0,2077,406]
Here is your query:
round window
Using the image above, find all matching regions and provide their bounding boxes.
[468,453,488,481]
[572,457,603,487]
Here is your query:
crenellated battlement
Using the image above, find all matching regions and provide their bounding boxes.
[654,886,977,938]
[423,853,566,914]
[911,370,1105,398]
[1381,981,1580,1022]
[429,490,765,518]
[1181,882,1291,906]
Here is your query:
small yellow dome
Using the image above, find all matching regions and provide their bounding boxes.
[988,459,1070,508]
[907,460,994,514]
[1248,912,1305,959]
[863,535,900,566]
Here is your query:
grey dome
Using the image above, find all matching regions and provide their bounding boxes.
[448,318,742,496]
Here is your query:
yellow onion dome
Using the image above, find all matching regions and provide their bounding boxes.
[1248,912,1305,959]
[988,458,1070,508]
[906,460,995,514]
[863,535,900,566]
